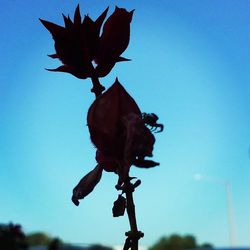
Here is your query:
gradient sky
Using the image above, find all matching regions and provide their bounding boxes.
[0,0,250,248]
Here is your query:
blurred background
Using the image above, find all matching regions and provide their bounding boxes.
[0,0,249,249]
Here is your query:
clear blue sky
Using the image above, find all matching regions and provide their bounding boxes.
[0,0,249,248]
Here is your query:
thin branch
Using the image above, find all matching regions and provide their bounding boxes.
[124,179,144,250]
[90,75,105,98]
[89,63,105,98]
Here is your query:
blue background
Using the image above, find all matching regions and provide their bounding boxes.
[0,0,249,247]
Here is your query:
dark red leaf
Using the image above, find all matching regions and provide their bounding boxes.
[97,6,134,61]
[87,78,141,153]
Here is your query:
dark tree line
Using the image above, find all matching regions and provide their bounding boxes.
[149,234,213,250]
[0,222,114,250]
[1,223,213,250]
[0,223,28,250]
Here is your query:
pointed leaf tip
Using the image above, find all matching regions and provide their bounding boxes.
[48,54,59,59]
[95,6,109,29]
[45,68,56,72]
[74,4,81,25]
[45,65,70,73]
[39,18,64,36]
[117,56,131,62]
[72,197,79,206]
[62,14,71,28]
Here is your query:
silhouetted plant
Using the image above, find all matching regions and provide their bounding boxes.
[40,5,163,250]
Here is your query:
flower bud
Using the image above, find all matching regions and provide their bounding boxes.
[72,165,103,206]
[112,194,126,217]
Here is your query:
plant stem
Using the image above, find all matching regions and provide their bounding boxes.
[124,179,143,250]
[89,64,105,98]
[91,76,105,98]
